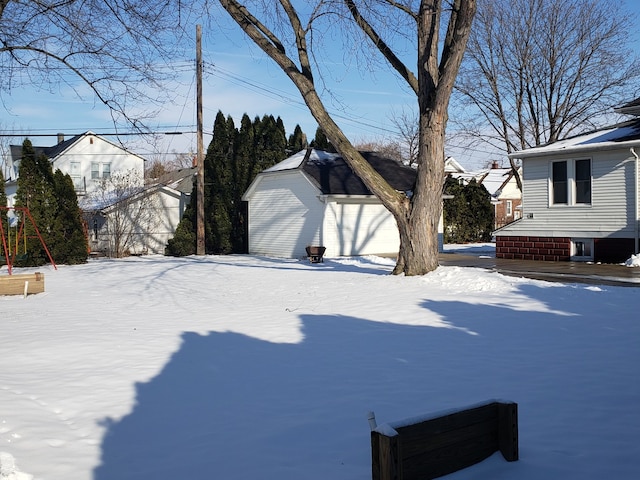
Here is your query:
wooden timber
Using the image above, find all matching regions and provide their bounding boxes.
[0,272,45,296]
[371,400,518,480]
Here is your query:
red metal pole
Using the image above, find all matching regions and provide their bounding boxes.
[21,207,57,271]
[0,211,13,275]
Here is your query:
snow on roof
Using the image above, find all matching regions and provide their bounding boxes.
[479,168,513,196]
[264,149,339,172]
[509,119,640,159]
[447,167,516,197]
[444,156,466,173]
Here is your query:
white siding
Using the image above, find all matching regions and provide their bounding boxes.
[246,171,325,258]
[497,172,522,200]
[500,149,637,238]
[53,134,145,196]
[322,198,399,257]
[91,186,188,255]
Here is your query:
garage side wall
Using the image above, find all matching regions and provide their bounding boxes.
[245,172,325,258]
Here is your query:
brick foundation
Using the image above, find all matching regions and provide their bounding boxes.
[495,236,571,261]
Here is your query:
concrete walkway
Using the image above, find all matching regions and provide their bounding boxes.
[439,253,640,287]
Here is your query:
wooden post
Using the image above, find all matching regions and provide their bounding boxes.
[195,24,205,256]
[372,431,401,480]
[498,401,519,461]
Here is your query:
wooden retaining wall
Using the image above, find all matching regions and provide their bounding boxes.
[0,273,45,296]
[371,400,518,480]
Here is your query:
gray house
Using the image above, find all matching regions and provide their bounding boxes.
[494,100,640,263]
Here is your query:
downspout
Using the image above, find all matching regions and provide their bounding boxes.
[631,148,639,254]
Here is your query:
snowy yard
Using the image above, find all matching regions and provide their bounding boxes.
[1,249,639,479]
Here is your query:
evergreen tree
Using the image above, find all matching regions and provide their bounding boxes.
[260,115,287,170]
[443,176,465,244]
[15,139,57,267]
[465,179,494,242]
[166,111,294,256]
[0,167,6,208]
[309,127,334,152]
[205,111,235,254]
[49,170,88,264]
[287,124,307,153]
[443,176,494,243]
[232,114,256,253]
[0,168,6,267]
[165,198,196,256]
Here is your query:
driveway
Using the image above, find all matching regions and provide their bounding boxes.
[439,252,640,287]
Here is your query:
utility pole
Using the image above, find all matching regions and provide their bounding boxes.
[196,24,205,255]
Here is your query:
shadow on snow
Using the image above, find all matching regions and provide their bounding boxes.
[93,282,640,480]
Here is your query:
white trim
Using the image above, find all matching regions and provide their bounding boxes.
[548,158,592,207]
[570,238,594,261]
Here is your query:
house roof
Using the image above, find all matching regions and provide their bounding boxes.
[9,131,147,163]
[477,168,516,197]
[444,156,466,174]
[509,118,640,159]
[265,148,416,195]
[614,97,640,116]
[448,166,519,198]
[156,167,196,194]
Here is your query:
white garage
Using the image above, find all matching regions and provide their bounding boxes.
[242,149,417,259]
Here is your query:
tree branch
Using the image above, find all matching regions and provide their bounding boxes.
[344,0,419,95]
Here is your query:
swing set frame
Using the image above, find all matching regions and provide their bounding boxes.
[0,206,57,275]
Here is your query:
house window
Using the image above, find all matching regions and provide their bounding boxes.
[575,159,591,204]
[550,159,591,206]
[506,200,513,216]
[571,238,593,261]
[69,162,83,190]
[551,161,568,204]
[91,162,111,179]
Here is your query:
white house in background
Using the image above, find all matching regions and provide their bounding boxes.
[494,99,640,263]
[445,156,466,174]
[446,160,522,230]
[242,149,423,259]
[4,131,192,256]
[5,131,145,206]
[83,167,195,256]
[474,163,522,230]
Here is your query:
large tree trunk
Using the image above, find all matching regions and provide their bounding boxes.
[218,0,476,276]
[393,111,446,275]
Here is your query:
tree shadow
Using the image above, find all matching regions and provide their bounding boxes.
[93,282,640,480]
[92,314,480,480]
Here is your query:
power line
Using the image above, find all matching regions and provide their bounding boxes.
[0,131,196,137]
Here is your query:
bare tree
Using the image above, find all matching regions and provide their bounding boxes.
[86,170,160,258]
[167,150,196,170]
[144,150,195,182]
[0,1,193,126]
[218,0,476,275]
[454,0,640,188]
[354,139,405,164]
[389,108,419,167]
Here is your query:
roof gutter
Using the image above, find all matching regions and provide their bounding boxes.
[509,139,640,159]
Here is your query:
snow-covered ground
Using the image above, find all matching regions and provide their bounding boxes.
[1,249,639,479]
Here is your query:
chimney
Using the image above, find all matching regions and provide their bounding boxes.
[57,133,65,144]
[491,160,500,169]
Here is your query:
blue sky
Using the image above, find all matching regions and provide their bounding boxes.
[2,1,640,171]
